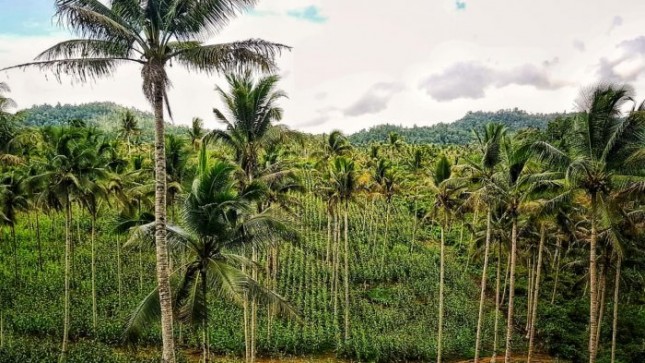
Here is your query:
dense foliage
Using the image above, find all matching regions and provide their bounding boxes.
[349,109,563,145]
[0,79,643,363]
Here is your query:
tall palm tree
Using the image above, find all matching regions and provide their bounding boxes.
[203,71,289,362]
[125,154,297,363]
[468,123,506,363]
[373,158,397,270]
[3,3,287,360]
[0,171,29,284]
[31,126,105,361]
[534,83,645,363]
[328,156,358,343]
[427,155,466,363]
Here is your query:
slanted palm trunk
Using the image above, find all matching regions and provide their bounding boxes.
[610,258,621,363]
[504,219,518,363]
[474,208,493,363]
[437,218,446,363]
[550,237,561,304]
[527,224,545,363]
[60,197,72,363]
[589,195,598,363]
[152,75,176,363]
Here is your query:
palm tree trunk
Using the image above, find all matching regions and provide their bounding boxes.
[527,224,545,363]
[326,209,332,266]
[36,212,43,272]
[251,246,258,363]
[381,202,391,273]
[152,77,176,363]
[551,237,561,305]
[11,226,18,284]
[410,197,417,253]
[610,257,621,363]
[60,199,72,363]
[201,270,210,363]
[492,242,503,363]
[526,256,534,336]
[116,233,122,311]
[595,263,607,355]
[91,215,97,333]
[589,195,599,363]
[243,260,250,363]
[437,219,447,363]
[343,204,350,342]
[504,218,518,363]
[474,208,493,363]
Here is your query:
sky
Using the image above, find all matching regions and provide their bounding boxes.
[2,0,645,133]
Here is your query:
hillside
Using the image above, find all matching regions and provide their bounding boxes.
[349,109,566,145]
[14,102,188,139]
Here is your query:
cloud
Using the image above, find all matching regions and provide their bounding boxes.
[618,36,645,56]
[287,6,327,23]
[573,39,586,52]
[595,36,645,82]
[419,62,565,101]
[609,15,623,33]
[456,1,467,10]
[343,82,404,117]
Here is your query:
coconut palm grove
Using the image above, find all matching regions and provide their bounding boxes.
[0,1,644,363]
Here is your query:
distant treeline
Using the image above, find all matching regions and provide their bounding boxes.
[349,109,566,145]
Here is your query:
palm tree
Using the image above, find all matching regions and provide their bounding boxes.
[31,126,105,361]
[0,171,29,284]
[467,123,506,363]
[3,3,288,360]
[125,154,297,363]
[534,83,645,363]
[373,158,397,270]
[203,71,289,362]
[427,155,466,363]
[0,83,17,116]
[328,156,358,343]
[117,110,141,155]
[188,117,206,150]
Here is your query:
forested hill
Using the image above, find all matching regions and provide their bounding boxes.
[349,109,565,145]
[13,102,188,139]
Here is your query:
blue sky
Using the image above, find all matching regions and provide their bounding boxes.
[0,0,56,35]
[2,0,645,133]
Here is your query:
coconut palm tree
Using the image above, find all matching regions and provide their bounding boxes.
[427,155,467,363]
[328,156,358,343]
[0,171,29,284]
[2,3,288,360]
[203,71,290,362]
[30,125,106,361]
[467,122,506,363]
[188,117,206,151]
[117,110,141,155]
[125,154,297,363]
[0,82,16,116]
[534,83,645,363]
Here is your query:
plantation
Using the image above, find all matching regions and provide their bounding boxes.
[0,1,644,363]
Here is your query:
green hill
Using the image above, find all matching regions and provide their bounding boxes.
[349,109,566,145]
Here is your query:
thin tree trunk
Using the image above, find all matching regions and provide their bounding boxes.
[381,202,391,272]
[152,76,176,363]
[595,263,607,355]
[526,256,534,336]
[437,220,446,363]
[11,226,18,284]
[251,246,257,363]
[492,242,503,363]
[201,270,210,363]
[60,200,72,363]
[589,195,599,363]
[527,224,545,363]
[410,197,417,253]
[474,208,493,363]
[343,204,350,342]
[504,219,518,363]
[326,209,331,266]
[36,212,42,272]
[91,215,97,333]
[551,237,561,305]
[501,252,511,315]
[116,234,122,311]
[610,258,621,363]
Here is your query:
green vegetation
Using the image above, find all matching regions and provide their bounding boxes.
[0,79,642,363]
[349,109,563,145]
